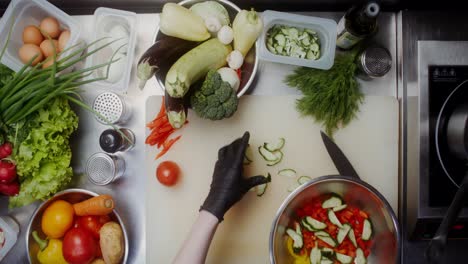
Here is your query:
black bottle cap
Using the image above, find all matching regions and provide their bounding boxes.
[99,129,122,153]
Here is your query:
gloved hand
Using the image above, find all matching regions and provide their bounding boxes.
[201,131,271,221]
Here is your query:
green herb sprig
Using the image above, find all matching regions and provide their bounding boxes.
[285,51,363,137]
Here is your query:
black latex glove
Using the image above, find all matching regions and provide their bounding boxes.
[201,131,271,221]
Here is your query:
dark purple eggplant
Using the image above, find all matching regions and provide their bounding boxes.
[165,89,188,129]
[137,34,198,89]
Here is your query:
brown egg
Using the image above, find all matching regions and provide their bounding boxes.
[40,39,59,57]
[58,30,70,52]
[42,58,55,69]
[22,25,43,45]
[40,17,61,38]
[18,44,44,66]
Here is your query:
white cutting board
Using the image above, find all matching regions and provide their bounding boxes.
[145,95,398,264]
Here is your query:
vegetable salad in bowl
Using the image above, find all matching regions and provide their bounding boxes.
[286,194,373,264]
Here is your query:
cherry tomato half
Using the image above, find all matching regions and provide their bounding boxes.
[156,161,180,186]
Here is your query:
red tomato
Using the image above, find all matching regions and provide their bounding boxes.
[156,161,180,186]
[75,215,111,239]
[63,227,97,264]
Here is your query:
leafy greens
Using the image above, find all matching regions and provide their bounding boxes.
[8,97,78,208]
[285,52,363,137]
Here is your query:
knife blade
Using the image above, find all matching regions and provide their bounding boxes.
[320,131,361,180]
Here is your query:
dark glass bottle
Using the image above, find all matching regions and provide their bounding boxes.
[99,128,135,153]
[336,2,380,50]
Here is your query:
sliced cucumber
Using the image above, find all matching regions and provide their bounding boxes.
[321,248,334,258]
[286,228,303,253]
[348,229,357,247]
[298,176,312,185]
[355,248,367,264]
[310,243,321,264]
[266,24,321,60]
[256,173,271,197]
[337,224,351,244]
[274,34,286,46]
[304,216,327,230]
[314,231,337,247]
[266,151,283,166]
[320,258,333,264]
[328,210,343,228]
[264,137,285,152]
[258,146,277,161]
[301,218,314,232]
[362,219,372,240]
[335,252,353,264]
[322,195,343,209]
[278,168,296,178]
[332,204,348,212]
[287,182,300,192]
[295,221,302,236]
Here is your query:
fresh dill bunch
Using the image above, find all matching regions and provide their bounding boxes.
[285,51,363,137]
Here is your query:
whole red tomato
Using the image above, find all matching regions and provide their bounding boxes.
[63,227,97,264]
[156,161,180,186]
[75,215,111,239]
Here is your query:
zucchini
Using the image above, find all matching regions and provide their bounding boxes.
[314,231,337,247]
[278,168,296,178]
[348,229,357,247]
[337,224,351,244]
[310,243,321,264]
[362,219,373,240]
[355,248,367,264]
[335,252,353,264]
[256,173,271,197]
[332,204,348,212]
[286,228,303,253]
[304,216,327,230]
[322,195,343,209]
[328,210,343,228]
[264,137,285,152]
[165,38,231,98]
[298,176,312,185]
[320,258,333,264]
[159,3,210,41]
[165,92,188,129]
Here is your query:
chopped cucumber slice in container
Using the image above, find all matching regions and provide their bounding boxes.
[335,252,353,264]
[286,228,303,253]
[328,210,343,228]
[337,224,351,244]
[362,219,373,240]
[348,229,357,247]
[310,243,322,264]
[332,204,347,212]
[355,248,367,264]
[266,24,321,60]
[314,231,337,247]
[322,195,343,209]
[304,216,327,230]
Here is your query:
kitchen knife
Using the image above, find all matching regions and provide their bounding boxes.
[320,131,361,180]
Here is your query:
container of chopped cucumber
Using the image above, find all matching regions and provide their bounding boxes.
[257,10,337,70]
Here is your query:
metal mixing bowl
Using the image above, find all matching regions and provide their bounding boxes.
[270,175,401,263]
[153,0,259,97]
[26,189,129,264]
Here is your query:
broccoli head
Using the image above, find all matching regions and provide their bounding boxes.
[190,70,239,120]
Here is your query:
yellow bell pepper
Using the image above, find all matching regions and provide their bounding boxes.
[32,231,68,264]
[286,237,309,264]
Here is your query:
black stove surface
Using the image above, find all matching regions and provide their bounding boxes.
[428,65,468,207]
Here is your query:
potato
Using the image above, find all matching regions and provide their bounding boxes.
[100,222,124,264]
[91,259,106,264]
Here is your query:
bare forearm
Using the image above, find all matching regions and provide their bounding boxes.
[173,210,219,264]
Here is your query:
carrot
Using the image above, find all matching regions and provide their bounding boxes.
[155,135,181,160]
[73,194,115,216]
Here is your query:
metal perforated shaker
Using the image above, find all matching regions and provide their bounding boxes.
[356,45,392,80]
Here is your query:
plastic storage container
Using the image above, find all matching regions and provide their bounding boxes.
[258,10,337,70]
[84,7,137,93]
[0,216,20,262]
[0,0,81,72]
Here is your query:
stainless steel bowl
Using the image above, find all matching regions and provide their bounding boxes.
[270,175,401,263]
[154,0,259,97]
[26,189,129,264]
